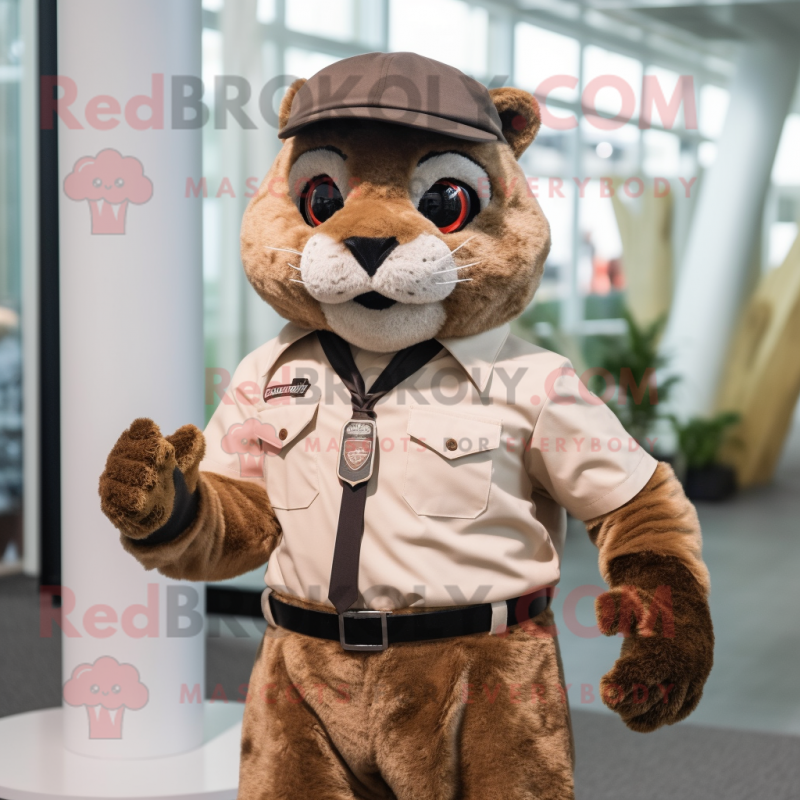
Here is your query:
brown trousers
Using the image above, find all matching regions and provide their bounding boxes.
[238,608,575,800]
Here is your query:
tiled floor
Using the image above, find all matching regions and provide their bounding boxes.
[556,418,800,735]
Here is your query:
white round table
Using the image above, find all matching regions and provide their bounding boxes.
[0,703,243,800]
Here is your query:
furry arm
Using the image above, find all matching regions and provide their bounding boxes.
[99,418,281,582]
[584,462,714,732]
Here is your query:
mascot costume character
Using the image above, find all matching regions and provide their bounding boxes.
[99,52,713,799]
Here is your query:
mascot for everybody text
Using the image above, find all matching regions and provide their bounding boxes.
[99,52,713,799]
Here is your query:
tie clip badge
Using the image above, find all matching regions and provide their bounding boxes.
[263,377,311,402]
[337,419,376,486]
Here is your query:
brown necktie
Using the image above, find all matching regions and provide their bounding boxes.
[318,331,442,613]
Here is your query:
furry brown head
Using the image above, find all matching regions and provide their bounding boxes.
[241,82,550,351]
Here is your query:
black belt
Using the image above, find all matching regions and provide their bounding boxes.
[268,591,551,652]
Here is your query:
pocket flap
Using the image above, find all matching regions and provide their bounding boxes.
[256,401,320,450]
[407,407,501,460]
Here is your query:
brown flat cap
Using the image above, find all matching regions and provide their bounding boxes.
[279,51,506,143]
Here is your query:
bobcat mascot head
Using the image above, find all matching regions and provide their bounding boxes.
[241,51,550,352]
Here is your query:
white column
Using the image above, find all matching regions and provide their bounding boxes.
[661,41,800,418]
[59,0,205,758]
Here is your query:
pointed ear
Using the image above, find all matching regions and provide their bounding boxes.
[279,78,307,132]
[489,88,541,159]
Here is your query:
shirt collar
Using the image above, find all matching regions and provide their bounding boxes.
[438,324,510,393]
[262,322,510,393]
[261,323,316,376]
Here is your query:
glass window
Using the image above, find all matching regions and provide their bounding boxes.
[678,137,698,179]
[199,1,733,374]
[285,48,341,82]
[354,0,386,48]
[515,183,575,334]
[643,129,681,177]
[0,0,23,570]
[582,45,642,120]
[768,218,797,270]
[643,65,689,131]
[257,0,276,24]
[201,29,224,185]
[203,197,224,391]
[579,185,624,299]
[515,22,580,103]
[698,140,717,169]
[389,0,487,76]
[767,116,800,271]
[538,182,575,298]
[286,0,356,43]
[772,114,800,186]
[580,115,640,178]
[519,127,577,332]
[520,127,575,179]
[699,83,730,140]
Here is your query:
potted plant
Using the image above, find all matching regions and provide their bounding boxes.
[669,412,741,501]
[587,310,680,449]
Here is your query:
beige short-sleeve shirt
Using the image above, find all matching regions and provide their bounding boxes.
[201,323,657,610]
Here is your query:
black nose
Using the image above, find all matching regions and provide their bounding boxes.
[344,237,399,277]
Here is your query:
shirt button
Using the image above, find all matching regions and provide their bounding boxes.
[279,428,288,441]
[445,438,458,452]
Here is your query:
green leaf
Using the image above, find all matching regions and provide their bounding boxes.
[669,411,741,468]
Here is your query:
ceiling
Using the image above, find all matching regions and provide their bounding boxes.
[513,0,800,110]
[581,1,800,112]
[581,0,800,42]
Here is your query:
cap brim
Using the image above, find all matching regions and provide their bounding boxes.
[279,106,501,142]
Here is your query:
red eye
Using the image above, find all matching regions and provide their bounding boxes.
[301,175,344,227]
[418,180,475,233]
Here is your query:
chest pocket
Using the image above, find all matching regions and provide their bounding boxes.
[257,401,320,510]
[404,407,502,519]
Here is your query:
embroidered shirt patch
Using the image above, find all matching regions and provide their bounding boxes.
[263,377,311,402]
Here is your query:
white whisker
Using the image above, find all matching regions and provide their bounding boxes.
[288,263,302,271]
[433,260,481,275]
[432,235,476,264]
[449,235,476,256]
[290,279,306,285]
[436,278,473,285]
[265,245,303,256]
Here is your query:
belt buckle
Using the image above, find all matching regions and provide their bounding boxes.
[338,609,390,652]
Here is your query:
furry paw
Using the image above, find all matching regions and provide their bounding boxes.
[595,552,714,732]
[98,418,205,539]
